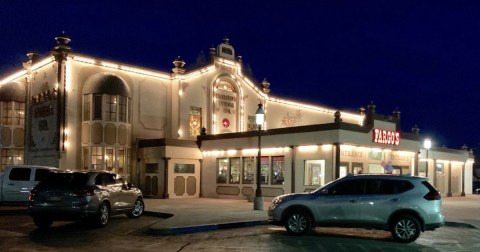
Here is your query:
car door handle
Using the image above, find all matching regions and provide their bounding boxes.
[349,199,358,203]
[390,198,400,202]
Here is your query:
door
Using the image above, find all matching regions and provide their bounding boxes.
[3,167,32,202]
[314,179,364,225]
[144,163,164,198]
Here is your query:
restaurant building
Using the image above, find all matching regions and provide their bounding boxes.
[0,33,474,200]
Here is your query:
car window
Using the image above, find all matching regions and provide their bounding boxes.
[38,173,89,189]
[9,168,31,181]
[95,174,116,186]
[330,179,364,195]
[364,179,414,195]
[34,169,51,181]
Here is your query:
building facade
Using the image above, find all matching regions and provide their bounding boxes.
[0,33,474,199]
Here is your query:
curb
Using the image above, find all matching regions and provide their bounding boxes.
[445,221,477,229]
[147,219,269,236]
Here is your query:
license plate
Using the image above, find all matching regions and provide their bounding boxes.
[48,196,62,201]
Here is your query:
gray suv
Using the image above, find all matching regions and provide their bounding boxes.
[268,174,444,243]
[28,171,144,228]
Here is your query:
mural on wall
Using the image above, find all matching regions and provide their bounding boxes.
[30,81,58,151]
[280,110,302,127]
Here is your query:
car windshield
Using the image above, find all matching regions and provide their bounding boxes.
[37,172,89,189]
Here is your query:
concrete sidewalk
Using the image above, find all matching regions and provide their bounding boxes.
[144,194,480,235]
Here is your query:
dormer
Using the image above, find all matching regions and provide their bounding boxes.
[217,37,235,60]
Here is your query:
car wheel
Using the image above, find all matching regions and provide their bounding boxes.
[94,202,110,227]
[127,198,144,218]
[284,209,312,235]
[33,216,53,229]
[391,214,421,243]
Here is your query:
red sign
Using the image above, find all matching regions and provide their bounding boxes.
[222,118,230,128]
[372,129,400,145]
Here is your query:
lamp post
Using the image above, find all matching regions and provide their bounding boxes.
[424,138,431,178]
[254,103,265,210]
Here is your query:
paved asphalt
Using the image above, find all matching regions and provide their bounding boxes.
[144,194,480,235]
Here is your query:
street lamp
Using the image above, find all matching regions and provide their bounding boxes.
[424,138,431,178]
[254,103,265,210]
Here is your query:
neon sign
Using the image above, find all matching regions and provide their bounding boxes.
[372,129,400,145]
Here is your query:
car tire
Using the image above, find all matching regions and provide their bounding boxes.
[391,214,421,243]
[94,202,110,228]
[127,198,144,218]
[33,216,53,229]
[284,209,312,235]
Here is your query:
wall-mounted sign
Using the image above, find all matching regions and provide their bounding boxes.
[372,129,400,145]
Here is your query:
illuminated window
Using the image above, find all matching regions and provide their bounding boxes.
[105,147,114,171]
[436,163,444,174]
[216,158,228,183]
[0,148,23,171]
[271,156,285,185]
[260,156,269,184]
[91,147,103,170]
[118,148,125,174]
[304,160,325,186]
[1,101,25,126]
[105,95,117,122]
[242,157,254,184]
[83,95,91,121]
[229,157,240,184]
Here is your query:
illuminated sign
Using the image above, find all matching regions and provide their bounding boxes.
[372,129,400,145]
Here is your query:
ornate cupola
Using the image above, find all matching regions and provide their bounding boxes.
[216,37,235,60]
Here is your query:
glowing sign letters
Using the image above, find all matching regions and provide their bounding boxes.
[372,129,400,145]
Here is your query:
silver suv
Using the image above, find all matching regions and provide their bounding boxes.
[28,171,144,228]
[268,174,444,243]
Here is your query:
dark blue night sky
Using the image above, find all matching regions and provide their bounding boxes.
[1,0,479,151]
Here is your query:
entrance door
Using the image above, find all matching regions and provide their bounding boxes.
[144,163,165,198]
[170,159,200,198]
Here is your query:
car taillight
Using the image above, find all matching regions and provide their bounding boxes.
[423,190,441,200]
[28,189,37,201]
[75,189,95,197]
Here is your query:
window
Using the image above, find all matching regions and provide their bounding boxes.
[174,164,195,173]
[365,179,414,195]
[82,147,89,170]
[260,156,269,184]
[330,179,364,195]
[229,158,240,184]
[34,169,51,181]
[93,94,102,120]
[106,147,114,171]
[91,147,103,170]
[436,163,444,174]
[242,157,254,184]
[1,101,24,126]
[119,96,127,122]
[145,163,159,173]
[271,156,285,185]
[83,95,91,121]
[1,149,23,171]
[13,102,24,125]
[9,168,31,181]
[118,148,125,173]
[216,158,228,183]
[304,160,325,186]
[105,95,117,122]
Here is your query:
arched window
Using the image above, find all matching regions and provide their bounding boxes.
[83,74,132,123]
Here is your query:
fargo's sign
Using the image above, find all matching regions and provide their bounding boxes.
[372,129,400,145]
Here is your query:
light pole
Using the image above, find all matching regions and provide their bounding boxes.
[424,138,431,178]
[254,103,265,210]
